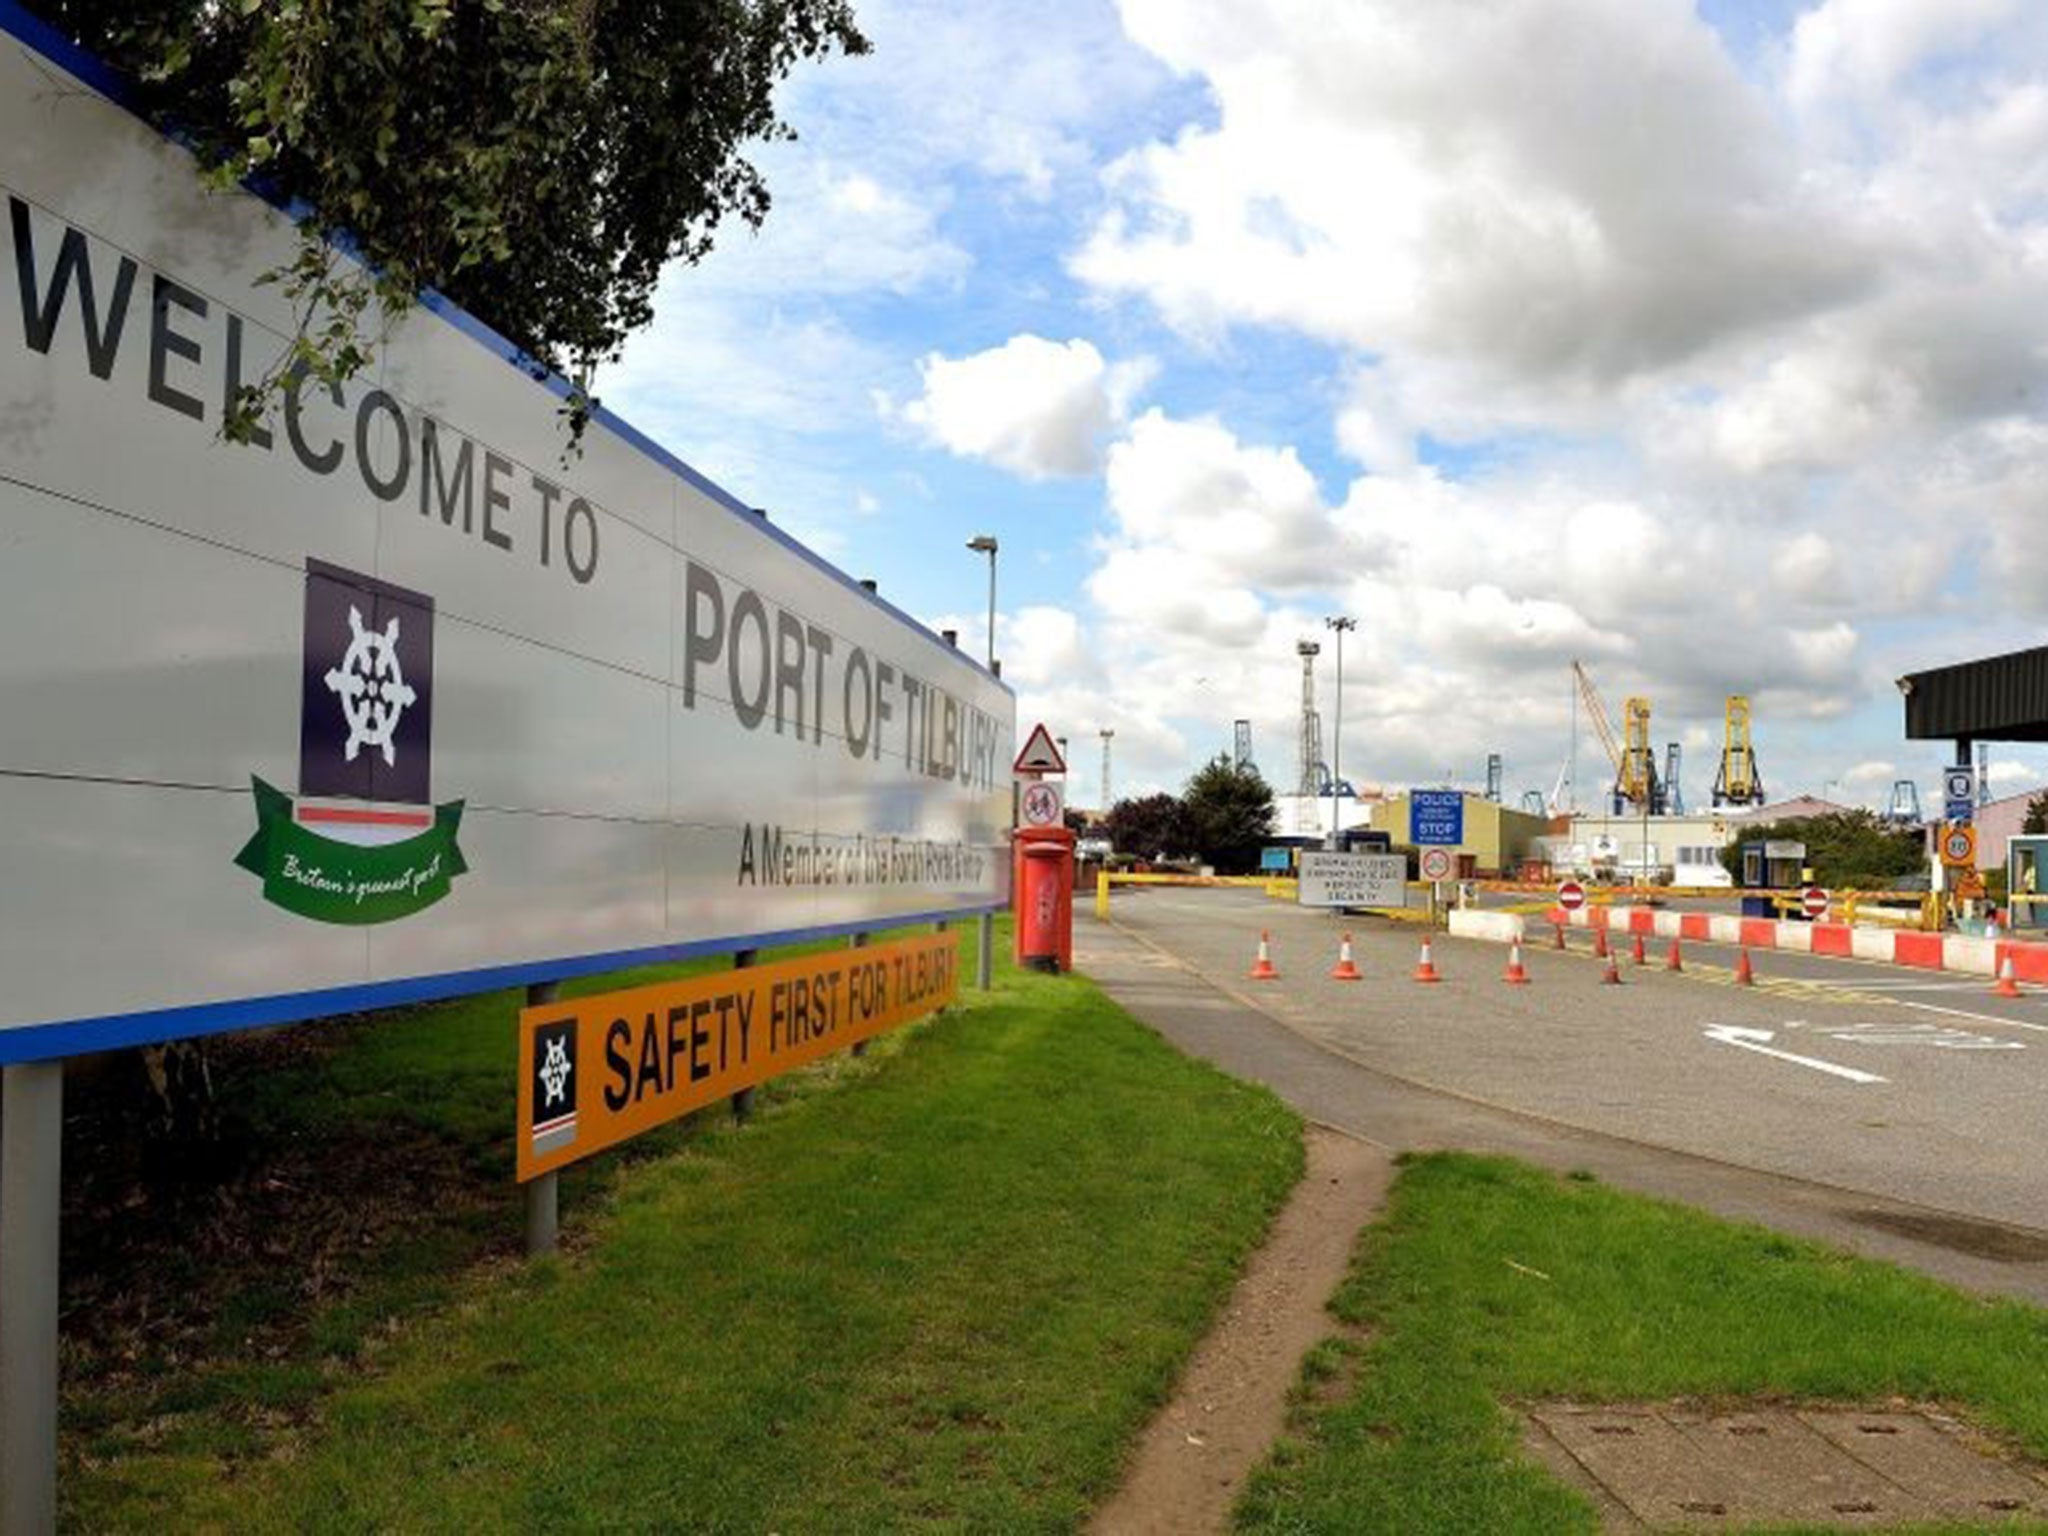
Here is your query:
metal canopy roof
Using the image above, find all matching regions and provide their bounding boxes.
[1899,643,2048,742]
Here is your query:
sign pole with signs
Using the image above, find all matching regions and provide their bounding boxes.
[1410,792,1464,926]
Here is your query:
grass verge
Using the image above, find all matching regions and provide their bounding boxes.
[66,925,1301,1531]
[1240,1153,2048,1534]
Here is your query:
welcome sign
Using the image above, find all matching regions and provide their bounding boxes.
[0,16,1012,1060]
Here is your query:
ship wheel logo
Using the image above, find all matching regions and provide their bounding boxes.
[324,605,418,767]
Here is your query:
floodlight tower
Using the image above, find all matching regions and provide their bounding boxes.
[1233,719,1255,775]
[1099,729,1115,812]
[1296,640,1323,796]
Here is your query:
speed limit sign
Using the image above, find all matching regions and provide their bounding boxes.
[1419,847,1454,881]
[1941,822,1978,869]
[1020,780,1064,828]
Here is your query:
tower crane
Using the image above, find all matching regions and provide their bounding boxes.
[1573,661,1664,813]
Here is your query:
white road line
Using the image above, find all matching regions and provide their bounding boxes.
[1892,999,2048,1035]
[1798,979,1996,993]
[1701,1024,1888,1084]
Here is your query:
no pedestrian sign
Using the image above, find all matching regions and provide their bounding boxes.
[1020,780,1063,828]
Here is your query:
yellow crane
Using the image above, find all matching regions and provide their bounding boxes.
[1573,661,1663,812]
[1711,695,1765,807]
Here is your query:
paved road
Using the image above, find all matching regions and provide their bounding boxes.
[1095,887,2048,1241]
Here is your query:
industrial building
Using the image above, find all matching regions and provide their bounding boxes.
[1366,792,1552,877]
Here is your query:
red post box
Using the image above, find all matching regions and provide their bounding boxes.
[1013,824,1076,973]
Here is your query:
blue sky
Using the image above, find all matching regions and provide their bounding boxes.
[606,0,2048,813]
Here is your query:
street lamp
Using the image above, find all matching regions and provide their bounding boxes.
[1325,616,1356,849]
[966,535,998,668]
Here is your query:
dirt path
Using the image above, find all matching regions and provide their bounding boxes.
[1090,1125,1392,1536]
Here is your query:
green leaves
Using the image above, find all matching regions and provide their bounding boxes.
[33,0,869,443]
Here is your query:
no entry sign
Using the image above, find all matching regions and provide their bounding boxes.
[1557,880,1586,911]
[1803,886,1829,919]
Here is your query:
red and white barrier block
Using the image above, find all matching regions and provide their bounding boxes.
[1545,906,2048,983]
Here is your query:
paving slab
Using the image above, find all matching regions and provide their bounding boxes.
[1801,1408,2048,1523]
[1529,1402,2048,1530]
[1533,1405,1772,1527]
[1662,1408,1916,1527]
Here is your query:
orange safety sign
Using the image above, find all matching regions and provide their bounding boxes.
[516,932,958,1181]
[1940,823,1978,869]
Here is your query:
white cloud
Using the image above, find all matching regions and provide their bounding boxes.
[1079,0,1875,403]
[903,336,1149,478]
[1988,759,2039,788]
[1788,0,2023,110]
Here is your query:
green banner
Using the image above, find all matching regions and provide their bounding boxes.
[234,777,468,924]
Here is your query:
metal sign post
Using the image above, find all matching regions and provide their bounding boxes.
[1,1058,62,1536]
[523,982,561,1258]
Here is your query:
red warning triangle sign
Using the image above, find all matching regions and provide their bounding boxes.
[1012,722,1066,775]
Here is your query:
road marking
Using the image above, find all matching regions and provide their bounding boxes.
[1889,999,2048,1035]
[1701,1024,1888,1084]
[1809,1021,2023,1051]
[1799,978,2001,993]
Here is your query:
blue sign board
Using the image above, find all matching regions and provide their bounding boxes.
[1944,765,1975,825]
[1260,846,1292,872]
[1409,790,1465,847]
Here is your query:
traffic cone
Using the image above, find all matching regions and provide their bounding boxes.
[1503,942,1530,985]
[1666,939,1684,973]
[1631,933,1647,966]
[1993,956,2022,998]
[1601,950,1623,985]
[1551,921,1567,951]
[1249,930,1279,981]
[1735,949,1755,986]
[1413,938,1442,984]
[1330,932,1362,982]
[1594,928,1610,960]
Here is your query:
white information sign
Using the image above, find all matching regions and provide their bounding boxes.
[0,26,1013,1059]
[1297,852,1407,910]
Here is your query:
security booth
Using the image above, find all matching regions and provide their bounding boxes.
[1901,644,2048,926]
[1738,840,1805,918]
[2010,835,2048,930]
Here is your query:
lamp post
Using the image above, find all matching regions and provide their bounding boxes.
[965,535,1001,994]
[1325,616,1356,849]
[966,535,998,668]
